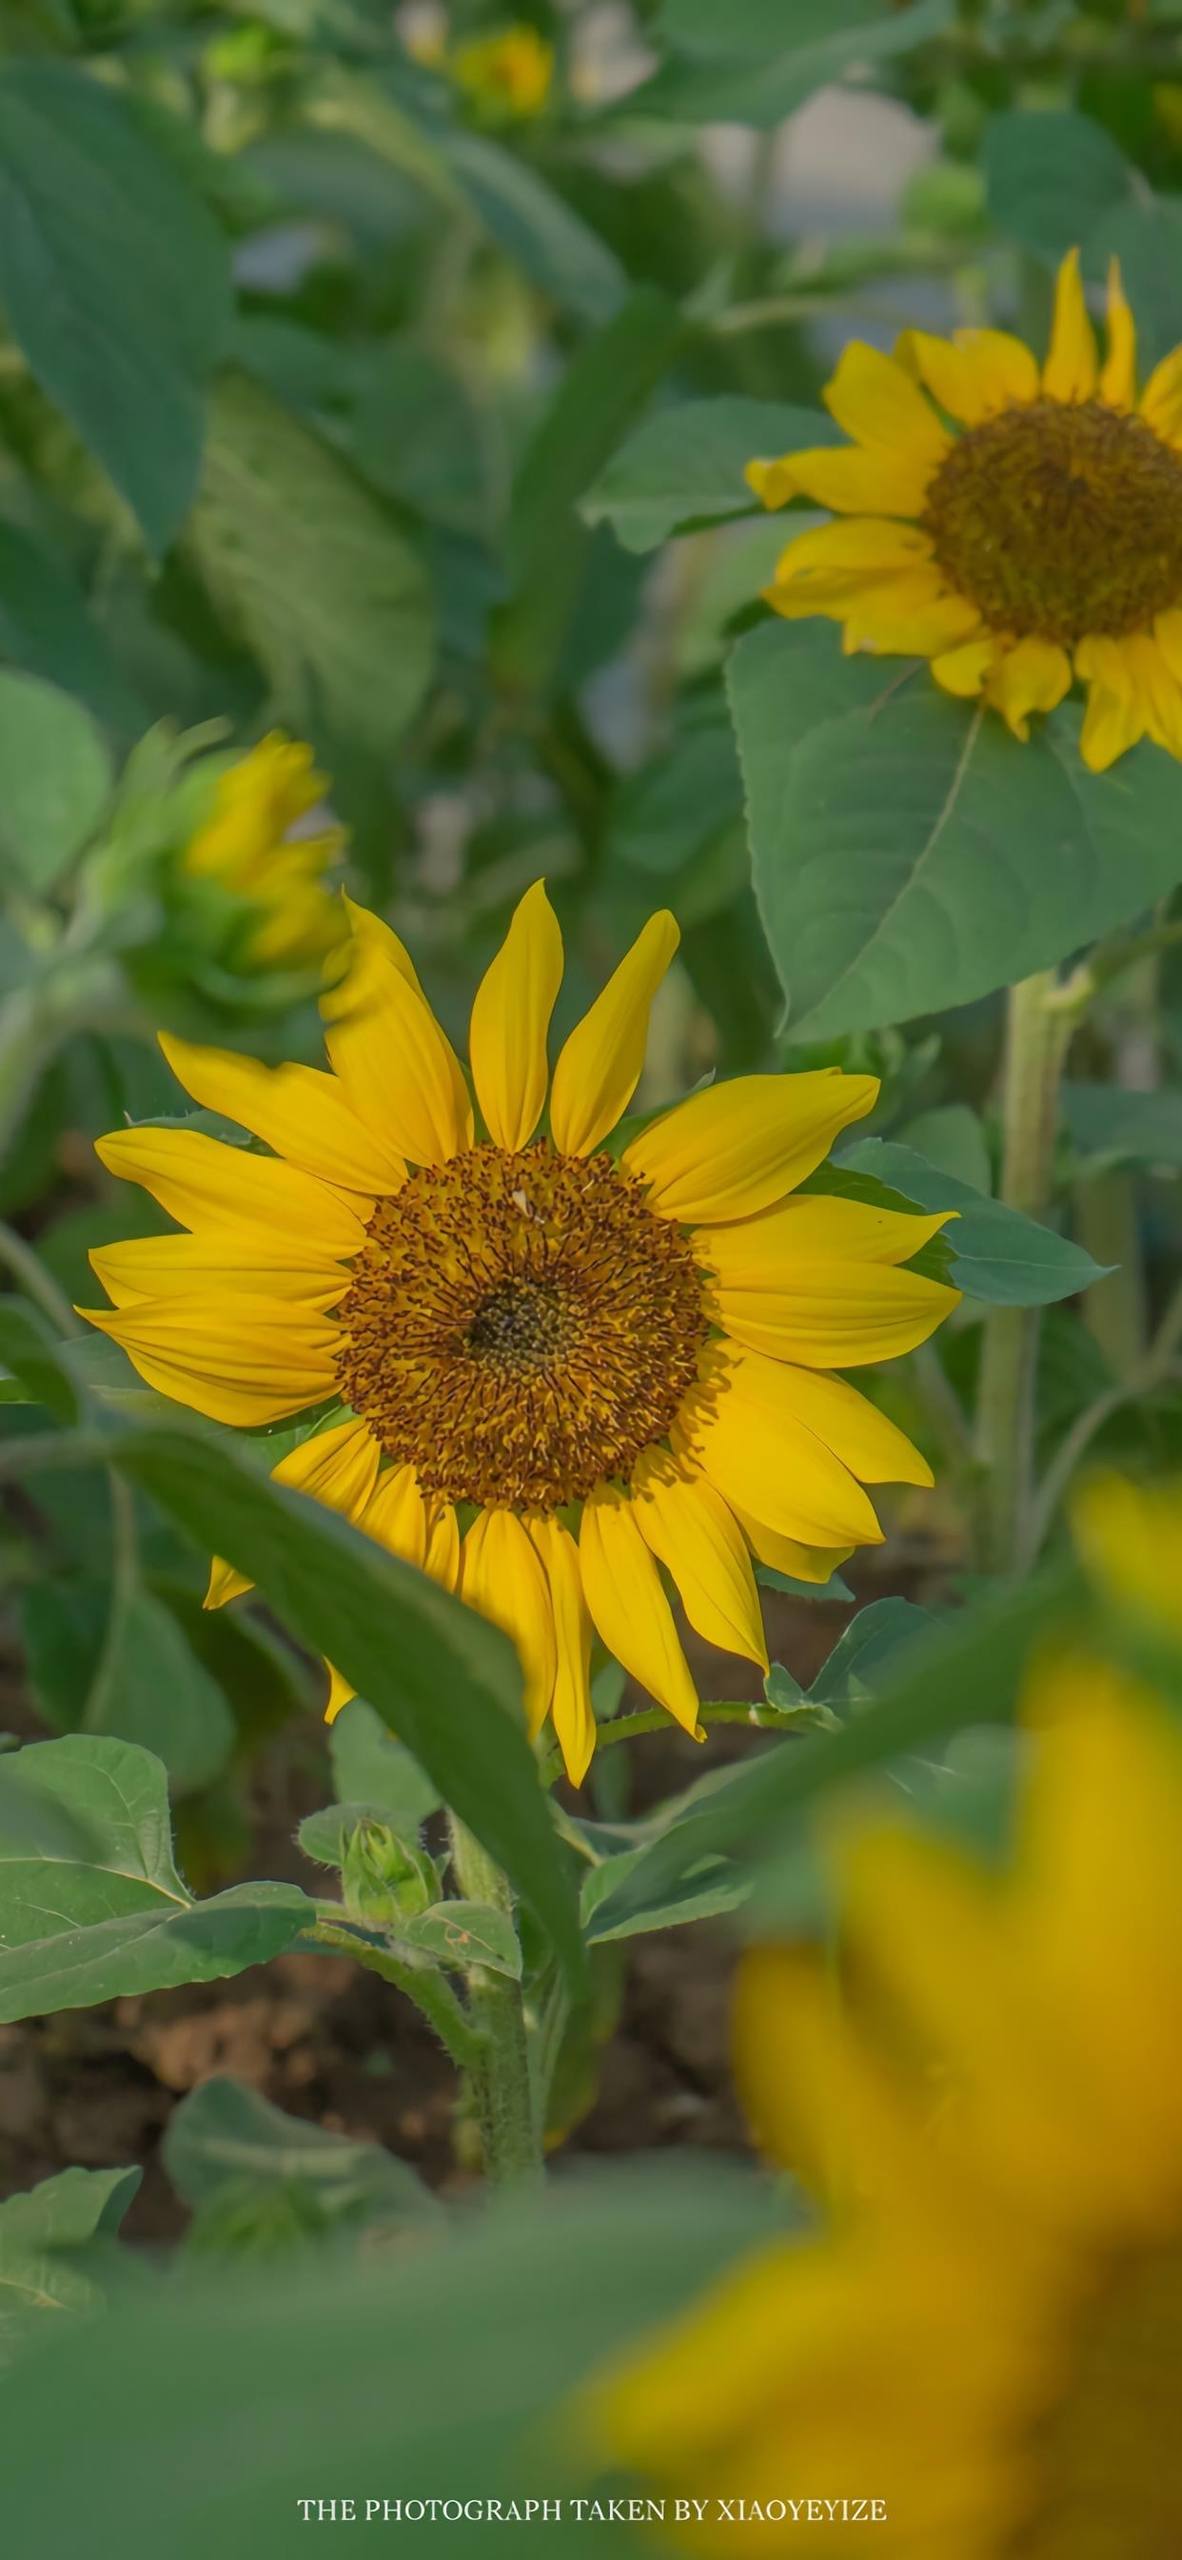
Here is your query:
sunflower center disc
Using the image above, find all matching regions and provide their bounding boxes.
[1009,2234,1182,2558]
[922,398,1182,647]
[334,1142,708,1511]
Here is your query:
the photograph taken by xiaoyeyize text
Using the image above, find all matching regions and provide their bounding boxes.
[0,1,1180,2552]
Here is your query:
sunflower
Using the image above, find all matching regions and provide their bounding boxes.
[748,247,1182,772]
[180,732,347,974]
[451,24,553,118]
[594,1639,1182,2553]
[82,885,956,1781]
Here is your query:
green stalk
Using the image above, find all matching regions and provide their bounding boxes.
[975,970,1072,1573]
[0,957,127,1158]
[446,1815,541,2189]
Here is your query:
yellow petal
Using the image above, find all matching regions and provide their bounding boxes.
[340,898,478,1161]
[90,1234,348,1312]
[822,343,951,468]
[631,1453,768,1672]
[207,1415,379,1610]
[361,1461,431,1567]
[757,443,936,518]
[549,911,679,1157]
[697,1192,954,1276]
[986,637,1072,740]
[729,1505,853,1587]
[159,1033,404,1197]
[767,517,938,591]
[623,1071,878,1225]
[459,1509,555,1736]
[1076,636,1147,772]
[1042,246,1097,402]
[676,1348,884,1551]
[768,1360,933,1487]
[94,1127,364,1264]
[425,1501,461,1592]
[833,580,981,659]
[712,1259,959,1368]
[578,1486,701,1735]
[896,326,1038,424]
[1138,344,1182,445]
[1099,258,1137,408]
[79,1294,337,1426]
[931,636,995,701]
[323,934,474,1168]
[1072,1472,1182,1644]
[468,880,563,1151]
[528,1515,595,1784]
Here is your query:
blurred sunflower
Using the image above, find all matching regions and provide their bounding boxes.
[749,248,1182,771]
[594,1639,1182,2551]
[180,732,347,975]
[82,886,956,1780]
[452,23,553,118]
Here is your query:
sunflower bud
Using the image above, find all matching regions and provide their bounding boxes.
[341,1819,441,1928]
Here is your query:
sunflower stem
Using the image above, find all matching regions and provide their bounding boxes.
[975,970,1072,1573]
[445,1815,541,2189]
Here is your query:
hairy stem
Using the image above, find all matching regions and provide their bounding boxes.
[446,1816,540,2188]
[975,970,1072,1573]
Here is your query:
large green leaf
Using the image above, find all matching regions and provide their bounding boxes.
[575,1566,1079,1933]
[445,131,624,323]
[583,398,832,554]
[1063,1081,1182,1176]
[0,2166,140,2372]
[983,109,1134,262]
[107,1423,584,1985]
[22,1573,236,1796]
[637,0,953,124]
[0,674,113,892]
[0,522,144,734]
[498,290,682,689]
[733,622,1182,1040]
[0,65,231,550]
[0,1735,310,2022]
[329,1700,442,1830]
[830,1139,1110,1306]
[188,374,434,755]
[164,2077,439,2231]
[3,2159,784,2556]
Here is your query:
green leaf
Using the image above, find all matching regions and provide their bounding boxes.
[444,132,625,323]
[188,374,434,755]
[0,2166,141,2255]
[497,290,682,690]
[0,1298,80,1423]
[21,1567,237,1796]
[610,710,741,879]
[806,1597,935,1704]
[0,1735,311,2023]
[2,2160,784,2554]
[1087,200,1182,372]
[636,0,954,125]
[0,674,113,892]
[0,64,231,550]
[983,109,1134,263]
[0,522,144,735]
[580,1565,1080,1932]
[163,2077,438,2229]
[1063,1080,1182,1176]
[329,1701,442,1830]
[395,1900,522,1979]
[734,622,1182,1040]
[583,397,832,553]
[107,1423,584,1987]
[0,2165,140,2370]
[508,291,682,591]
[833,1138,1111,1306]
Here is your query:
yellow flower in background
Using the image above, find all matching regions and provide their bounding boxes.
[595,1648,1182,2552]
[1073,1469,1182,1644]
[749,248,1182,771]
[182,732,347,974]
[452,24,553,119]
[81,886,956,1781]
